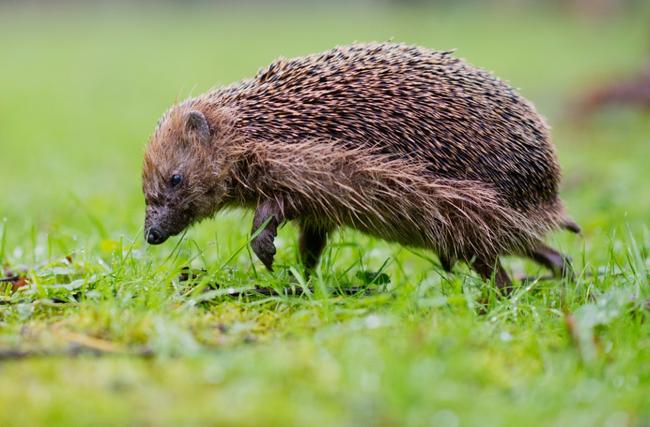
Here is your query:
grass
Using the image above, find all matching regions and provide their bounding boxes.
[1,5,649,426]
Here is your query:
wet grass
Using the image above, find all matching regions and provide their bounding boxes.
[0,5,649,426]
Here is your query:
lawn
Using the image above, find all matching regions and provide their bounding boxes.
[0,4,649,426]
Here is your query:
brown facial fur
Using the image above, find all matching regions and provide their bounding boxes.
[142,107,239,243]
[142,42,578,285]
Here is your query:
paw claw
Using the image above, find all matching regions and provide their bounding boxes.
[251,230,276,271]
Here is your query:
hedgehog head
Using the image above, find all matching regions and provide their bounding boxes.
[142,104,235,245]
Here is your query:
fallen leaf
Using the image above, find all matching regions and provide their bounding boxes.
[11,276,28,292]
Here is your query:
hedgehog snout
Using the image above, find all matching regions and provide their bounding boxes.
[144,203,194,245]
[144,206,172,245]
[145,227,166,245]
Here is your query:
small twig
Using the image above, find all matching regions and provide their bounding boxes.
[515,269,649,284]
[515,274,556,284]
[0,346,154,361]
[0,349,31,360]
[0,297,76,306]
[212,284,375,297]
[178,267,380,298]
[54,330,126,354]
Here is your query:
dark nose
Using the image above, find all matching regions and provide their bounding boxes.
[146,227,165,245]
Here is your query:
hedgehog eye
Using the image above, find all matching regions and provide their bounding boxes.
[170,174,183,187]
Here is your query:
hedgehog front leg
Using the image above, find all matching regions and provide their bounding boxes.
[471,256,512,293]
[251,199,287,271]
[298,222,331,272]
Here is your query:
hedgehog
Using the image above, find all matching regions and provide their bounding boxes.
[142,42,580,291]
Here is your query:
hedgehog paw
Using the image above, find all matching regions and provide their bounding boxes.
[251,229,277,271]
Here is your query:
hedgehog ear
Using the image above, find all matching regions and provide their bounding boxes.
[184,110,211,145]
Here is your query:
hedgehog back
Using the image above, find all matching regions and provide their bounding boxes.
[208,43,560,212]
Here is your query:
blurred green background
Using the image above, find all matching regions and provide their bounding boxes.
[0,1,649,426]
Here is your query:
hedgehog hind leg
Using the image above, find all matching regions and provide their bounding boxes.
[298,222,332,272]
[523,241,575,281]
[439,253,456,272]
[470,255,512,293]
